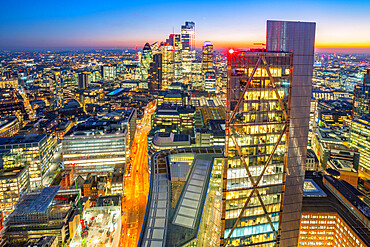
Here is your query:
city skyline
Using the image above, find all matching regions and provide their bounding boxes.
[1,0,370,53]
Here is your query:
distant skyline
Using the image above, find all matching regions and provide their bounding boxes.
[1,0,370,53]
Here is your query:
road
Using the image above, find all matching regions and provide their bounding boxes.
[121,101,156,247]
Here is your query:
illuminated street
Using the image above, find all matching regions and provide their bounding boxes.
[121,102,156,247]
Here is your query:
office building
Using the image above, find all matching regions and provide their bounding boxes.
[350,118,370,178]
[0,167,29,216]
[77,72,88,90]
[221,20,315,246]
[267,20,316,246]
[0,116,21,137]
[202,41,213,72]
[0,134,57,189]
[141,43,153,80]
[151,104,196,133]
[62,118,128,177]
[299,172,370,247]
[2,186,80,244]
[181,21,195,83]
[52,71,63,110]
[353,69,370,119]
[101,65,117,80]
[159,42,175,90]
[191,61,203,89]
[204,71,216,92]
[148,53,162,91]
[167,34,183,82]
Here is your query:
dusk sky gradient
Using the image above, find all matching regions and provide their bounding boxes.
[1,0,370,52]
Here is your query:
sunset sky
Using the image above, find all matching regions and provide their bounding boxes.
[1,0,369,53]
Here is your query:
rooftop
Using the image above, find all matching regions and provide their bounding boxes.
[0,134,46,146]
[139,146,223,247]
[302,172,370,245]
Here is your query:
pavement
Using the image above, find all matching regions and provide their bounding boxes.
[120,102,156,247]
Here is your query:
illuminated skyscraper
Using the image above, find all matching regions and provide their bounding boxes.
[350,70,370,177]
[267,20,316,246]
[141,43,153,80]
[181,21,195,83]
[167,34,183,82]
[78,72,88,90]
[202,41,213,72]
[148,53,162,91]
[52,71,63,110]
[159,42,175,90]
[221,20,315,247]
[352,69,370,119]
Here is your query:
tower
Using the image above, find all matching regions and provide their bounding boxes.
[266,20,316,246]
[221,20,315,247]
[78,72,89,90]
[148,53,162,91]
[167,34,183,82]
[181,21,195,83]
[141,43,153,80]
[202,41,213,72]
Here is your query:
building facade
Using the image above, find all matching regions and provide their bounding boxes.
[0,134,57,189]
[221,20,315,247]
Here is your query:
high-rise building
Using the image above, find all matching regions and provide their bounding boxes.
[353,69,370,119]
[266,20,316,246]
[221,20,315,247]
[167,34,183,82]
[53,71,63,109]
[181,21,195,83]
[159,42,175,90]
[204,71,216,92]
[78,72,88,90]
[349,118,370,178]
[202,41,213,72]
[101,65,117,80]
[141,43,153,80]
[148,53,162,91]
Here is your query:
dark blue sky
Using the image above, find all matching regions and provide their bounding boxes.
[1,0,369,52]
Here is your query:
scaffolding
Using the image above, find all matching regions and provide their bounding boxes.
[221,50,293,246]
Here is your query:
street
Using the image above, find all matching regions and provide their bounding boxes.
[121,102,155,247]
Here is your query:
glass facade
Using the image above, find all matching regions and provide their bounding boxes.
[349,118,370,174]
[63,132,127,177]
[141,43,153,80]
[222,51,292,246]
[0,135,57,189]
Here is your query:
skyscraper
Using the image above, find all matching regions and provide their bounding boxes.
[159,42,175,90]
[141,43,153,80]
[148,53,162,91]
[202,41,213,72]
[78,72,88,90]
[350,70,370,177]
[266,20,315,246]
[352,69,370,119]
[167,34,183,82]
[181,21,195,83]
[181,21,195,51]
[53,71,63,110]
[221,20,315,247]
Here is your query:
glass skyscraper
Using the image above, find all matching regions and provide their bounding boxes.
[141,43,153,80]
[181,21,195,83]
[221,20,315,247]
